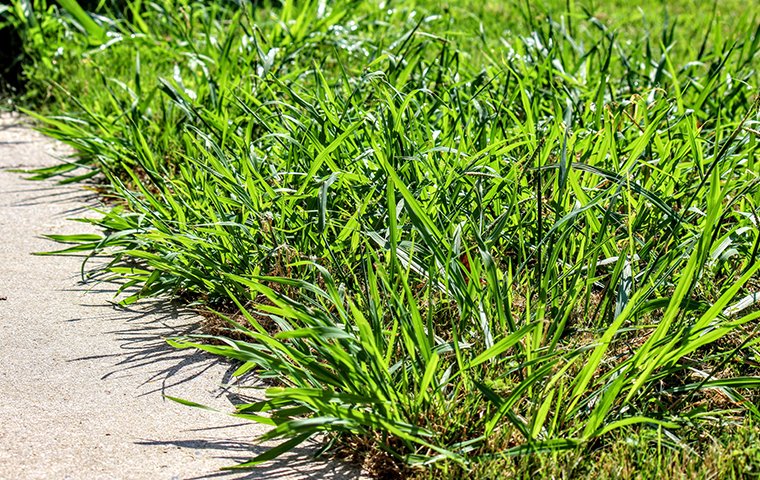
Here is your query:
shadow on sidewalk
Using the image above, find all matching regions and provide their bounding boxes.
[65,281,364,480]
[137,439,359,480]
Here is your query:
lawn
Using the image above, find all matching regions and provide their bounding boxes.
[2,0,760,478]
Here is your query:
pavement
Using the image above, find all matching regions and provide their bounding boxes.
[0,113,360,480]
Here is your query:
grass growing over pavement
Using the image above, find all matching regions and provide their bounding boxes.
[3,0,760,477]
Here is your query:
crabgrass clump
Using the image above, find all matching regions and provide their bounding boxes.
[4,0,760,477]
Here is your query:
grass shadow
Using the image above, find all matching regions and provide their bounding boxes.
[65,279,363,479]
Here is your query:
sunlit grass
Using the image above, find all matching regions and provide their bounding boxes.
[3,0,760,477]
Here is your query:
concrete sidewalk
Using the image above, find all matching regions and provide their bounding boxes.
[0,114,357,480]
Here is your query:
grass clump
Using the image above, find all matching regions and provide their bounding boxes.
[4,0,760,477]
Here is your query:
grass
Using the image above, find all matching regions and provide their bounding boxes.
[3,0,760,477]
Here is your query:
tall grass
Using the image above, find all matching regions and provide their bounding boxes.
[4,0,760,476]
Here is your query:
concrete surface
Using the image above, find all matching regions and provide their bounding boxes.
[0,113,359,479]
